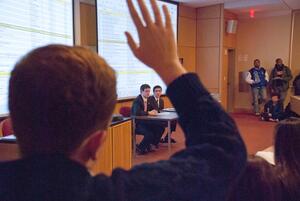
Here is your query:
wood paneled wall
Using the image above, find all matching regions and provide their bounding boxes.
[221,10,237,110]
[291,10,300,76]
[80,2,96,46]
[178,5,196,73]
[196,5,222,94]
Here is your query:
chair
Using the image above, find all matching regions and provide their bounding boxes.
[1,118,14,136]
[119,106,131,117]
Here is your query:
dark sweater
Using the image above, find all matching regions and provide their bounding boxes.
[0,73,247,201]
[264,100,284,119]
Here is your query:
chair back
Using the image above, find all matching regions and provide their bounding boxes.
[2,118,14,136]
[119,106,131,117]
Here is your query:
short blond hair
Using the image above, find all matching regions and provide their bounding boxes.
[9,45,117,156]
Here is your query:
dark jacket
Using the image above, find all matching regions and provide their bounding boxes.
[148,95,164,112]
[270,65,292,91]
[131,94,150,116]
[264,100,284,119]
[0,73,247,201]
[131,94,152,128]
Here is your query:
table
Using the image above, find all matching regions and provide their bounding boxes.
[132,111,178,156]
[0,119,132,175]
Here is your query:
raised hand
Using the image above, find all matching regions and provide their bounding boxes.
[125,0,186,85]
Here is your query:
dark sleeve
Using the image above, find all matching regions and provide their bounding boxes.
[270,68,276,79]
[147,96,156,111]
[293,75,300,88]
[93,73,247,201]
[283,67,293,82]
[131,97,148,116]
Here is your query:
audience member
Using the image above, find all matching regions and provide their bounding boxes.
[274,118,300,200]
[292,73,300,96]
[261,92,284,121]
[227,156,282,201]
[0,0,246,200]
[245,59,269,115]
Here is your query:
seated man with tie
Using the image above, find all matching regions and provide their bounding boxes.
[131,84,164,154]
[148,85,177,143]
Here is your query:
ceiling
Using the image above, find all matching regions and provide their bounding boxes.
[174,0,300,18]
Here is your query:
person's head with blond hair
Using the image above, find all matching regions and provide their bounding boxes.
[9,45,116,164]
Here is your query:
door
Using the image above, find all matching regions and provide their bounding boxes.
[227,49,236,112]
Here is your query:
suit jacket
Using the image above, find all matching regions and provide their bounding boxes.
[148,95,164,112]
[131,94,150,116]
[0,73,247,201]
[131,95,152,129]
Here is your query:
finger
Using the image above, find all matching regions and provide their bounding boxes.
[162,5,172,29]
[127,0,144,30]
[150,0,163,26]
[137,0,153,26]
[125,32,139,56]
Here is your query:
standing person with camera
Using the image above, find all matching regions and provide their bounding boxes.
[269,58,293,102]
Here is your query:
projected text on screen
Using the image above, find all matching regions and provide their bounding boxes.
[0,0,74,116]
[97,0,177,99]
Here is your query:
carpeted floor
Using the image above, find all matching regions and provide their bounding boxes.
[133,113,276,166]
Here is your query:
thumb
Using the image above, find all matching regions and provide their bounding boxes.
[125,32,139,57]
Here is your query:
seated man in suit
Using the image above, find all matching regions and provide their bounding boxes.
[131,84,164,154]
[148,85,177,143]
[148,85,165,112]
[0,1,246,200]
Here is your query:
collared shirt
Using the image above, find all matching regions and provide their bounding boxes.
[155,96,160,108]
[142,95,148,112]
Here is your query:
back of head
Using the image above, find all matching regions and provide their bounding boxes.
[275,117,300,170]
[227,156,281,201]
[274,117,300,200]
[9,45,117,156]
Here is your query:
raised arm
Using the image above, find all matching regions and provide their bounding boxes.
[93,1,246,200]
